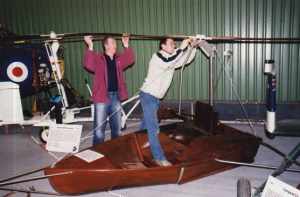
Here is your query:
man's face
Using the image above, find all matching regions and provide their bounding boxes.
[104,38,117,54]
[161,38,176,54]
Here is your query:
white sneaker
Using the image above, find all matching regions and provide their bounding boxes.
[155,160,172,167]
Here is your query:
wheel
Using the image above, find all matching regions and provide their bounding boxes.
[39,127,49,143]
[237,178,251,197]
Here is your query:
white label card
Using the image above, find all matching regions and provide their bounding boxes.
[75,149,104,163]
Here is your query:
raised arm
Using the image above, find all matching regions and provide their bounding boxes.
[118,34,135,70]
[118,47,135,70]
[157,38,194,70]
[83,36,97,73]
[83,49,99,73]
[173,46,197,69]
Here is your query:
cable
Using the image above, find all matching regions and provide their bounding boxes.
[215,53,258,136]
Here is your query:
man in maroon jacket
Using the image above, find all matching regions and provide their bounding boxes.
[83,34,135,145]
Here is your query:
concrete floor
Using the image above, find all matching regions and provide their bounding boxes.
[0,121,299,197]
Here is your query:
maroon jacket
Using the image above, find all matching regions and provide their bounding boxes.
[83,47,135,103]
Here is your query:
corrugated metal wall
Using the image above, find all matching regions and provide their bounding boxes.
[1,0,300,103]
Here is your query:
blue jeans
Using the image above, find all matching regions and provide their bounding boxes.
[93,92,122,145]
[139,91,166,161]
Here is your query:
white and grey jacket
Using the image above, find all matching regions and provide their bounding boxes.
[140,45,196,99]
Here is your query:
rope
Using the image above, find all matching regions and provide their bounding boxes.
[178,47,195,115]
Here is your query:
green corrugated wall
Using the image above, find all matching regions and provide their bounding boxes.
[1,0,300,103]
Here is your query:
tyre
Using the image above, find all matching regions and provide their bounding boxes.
[237,178,251,197]
[39,127,49,143]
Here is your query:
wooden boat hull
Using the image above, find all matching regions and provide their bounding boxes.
[45,122,261,195]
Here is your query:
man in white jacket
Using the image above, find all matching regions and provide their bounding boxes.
[140,37,197,166]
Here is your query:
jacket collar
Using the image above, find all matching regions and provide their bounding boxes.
[159,49,179,57]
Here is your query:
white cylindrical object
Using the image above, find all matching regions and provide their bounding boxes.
[0,82,24,123]
[264,60,275,75]
[266,111,276,133]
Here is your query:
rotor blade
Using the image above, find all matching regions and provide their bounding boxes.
[215,158,300,173]
[0,166,49,184]
[2,32,300,44]
[207,36,300,43]
[1,32,188,44]
[0,187,63,196]
[0,171,72,187]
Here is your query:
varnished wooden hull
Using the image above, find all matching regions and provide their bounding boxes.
[45,122,261,195]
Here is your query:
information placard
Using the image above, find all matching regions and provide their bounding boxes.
[46,124,82,153]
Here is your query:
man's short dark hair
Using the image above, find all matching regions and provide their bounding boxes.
[159,37,174,50]
[102,36,115,51]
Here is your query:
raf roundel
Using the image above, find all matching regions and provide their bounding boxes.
[6,61,29,83]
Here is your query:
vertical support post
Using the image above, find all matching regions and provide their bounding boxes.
[208,54,215,107]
